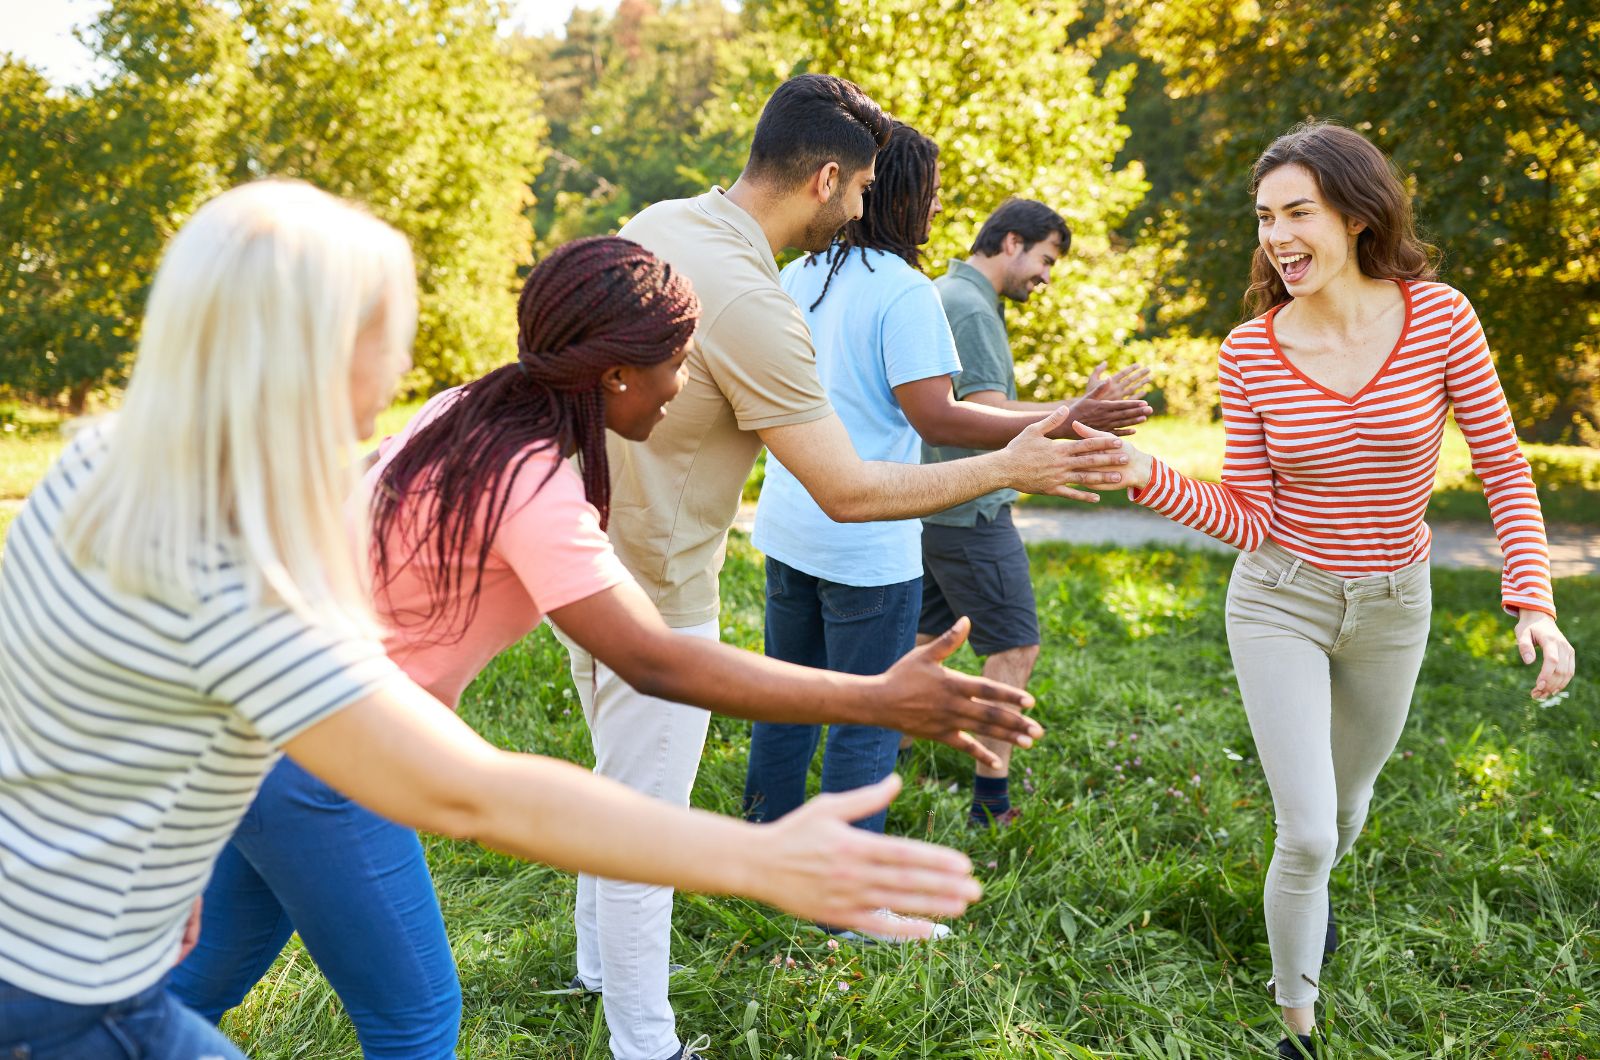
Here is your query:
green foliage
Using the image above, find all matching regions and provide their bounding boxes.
[0,0,544,403]
[739,0,1157,397]
[1110,0,1600,443]
[517,0,750,246]
[221,537,1600,1057]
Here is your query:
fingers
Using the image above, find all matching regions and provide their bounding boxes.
[922,616,971,662]
[1528,629,1576,699]
[809,773,903,825]
[1043,484,1102,503]
[1516,624,1535,665]
[1031,403,1074,435]
[940,667,1036,712]
[940,729,1004,771]
[1071,418,1114,441]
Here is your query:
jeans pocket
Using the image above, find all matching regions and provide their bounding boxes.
[818,581,887,620]
[1395,580,1432,611]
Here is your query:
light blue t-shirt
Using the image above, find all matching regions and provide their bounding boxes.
[753,247,961,586]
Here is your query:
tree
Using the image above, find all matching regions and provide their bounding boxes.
[1112,0,1600,442]
[707,0,1156,397]
[0,0,545,405]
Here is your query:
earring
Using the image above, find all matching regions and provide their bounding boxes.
[617,384,628,392]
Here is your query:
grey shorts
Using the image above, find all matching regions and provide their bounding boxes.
[918,505,1040,656]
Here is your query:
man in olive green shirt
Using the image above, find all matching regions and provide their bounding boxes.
[919,199,1150,828]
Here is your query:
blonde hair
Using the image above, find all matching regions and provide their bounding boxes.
[61,180,417,632]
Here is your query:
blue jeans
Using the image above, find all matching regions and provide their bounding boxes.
[743,558,921,834]
[168,758,460,1059]
[0,973,244,1059]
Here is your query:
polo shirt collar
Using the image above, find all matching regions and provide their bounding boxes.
[946,258,1001,308]
[697,188,780,283]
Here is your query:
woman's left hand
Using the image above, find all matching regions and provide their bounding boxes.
[1514,610,1576,699]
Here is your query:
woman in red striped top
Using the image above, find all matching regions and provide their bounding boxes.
[1083,123,1576,1058]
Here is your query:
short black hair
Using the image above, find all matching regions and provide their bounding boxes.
[744,74,893,189]
[971,199,1071,256]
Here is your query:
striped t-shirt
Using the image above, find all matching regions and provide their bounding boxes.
[0,423,402,1003]
[1133,280,1555,616]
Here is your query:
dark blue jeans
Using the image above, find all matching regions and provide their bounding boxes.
[0,973,244,1059]
[743,558,921,834]
[168,757,460,1059]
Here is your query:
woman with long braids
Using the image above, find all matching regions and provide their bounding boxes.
[1073,122,1576,1057]
[743,122,1142,920]
[169,234,1041,1059]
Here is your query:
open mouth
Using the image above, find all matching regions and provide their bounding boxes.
[1279,253,1312,284]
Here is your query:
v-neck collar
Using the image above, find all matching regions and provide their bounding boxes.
[1263,278,1413,404]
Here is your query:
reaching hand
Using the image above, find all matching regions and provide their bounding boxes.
[877,617,1040,770]
[1514,610,1576,699]
[1071,363,1153,435]
[1002,404,1128,502]
[1070,419,1153,490]
[750,775,980,934]
[1083,361,1153,403]
[175,896,203,966]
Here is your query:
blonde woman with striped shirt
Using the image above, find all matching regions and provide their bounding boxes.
[0,180,983,1058]
[1078,122,1575,1058]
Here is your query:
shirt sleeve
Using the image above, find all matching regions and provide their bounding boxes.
[1130,338,1276,550]
[879,281,962,389]
[947,310,1015,398]
[493,456,634,615]
[703,287,834,432]
[194,608,404,747]
[1444,292,1555,617]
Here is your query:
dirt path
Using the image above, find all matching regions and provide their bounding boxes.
[735,503,1600,578]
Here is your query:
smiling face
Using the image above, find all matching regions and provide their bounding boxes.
[798,159,877,253]
[998,230,1065,303]
[602,340,694,441]
[1255,163,1366,300]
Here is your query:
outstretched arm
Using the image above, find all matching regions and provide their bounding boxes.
[286,682,979,936]
[761,404,1128,523]
[550,581,1041,767]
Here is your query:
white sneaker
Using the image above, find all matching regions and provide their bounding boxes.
[829,910,953,945]
[671,1033,712,1059]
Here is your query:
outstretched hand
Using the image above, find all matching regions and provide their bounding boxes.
[1004,403,1128,502]
[877,617,1040,770]
[1514,610,1576,699]
[1072,362,1153,435]
[1070,419,1153,491]
[751,775,979,935]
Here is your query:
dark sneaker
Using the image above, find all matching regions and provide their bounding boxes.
[1277,1033,1318,1058]
[968,806,1023,830]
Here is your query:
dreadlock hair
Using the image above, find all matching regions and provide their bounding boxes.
[369,235,699,640]
[805,121,940,310]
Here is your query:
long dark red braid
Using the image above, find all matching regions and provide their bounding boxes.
[370,236,699,640]
[807,121,940,310]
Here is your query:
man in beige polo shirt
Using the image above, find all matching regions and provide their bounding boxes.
[562,74,1128,1060]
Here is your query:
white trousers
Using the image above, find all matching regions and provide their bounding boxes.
[557,620,717,1060]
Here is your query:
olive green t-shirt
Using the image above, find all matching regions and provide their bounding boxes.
[921,259,1019,527]
[607,189,834,627]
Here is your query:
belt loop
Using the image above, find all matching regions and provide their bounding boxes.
[1387,571,1398,597]
[1283,558,1303,586]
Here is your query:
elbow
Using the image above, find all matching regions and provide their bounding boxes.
[817,491,873,523]
[416,778,497,843]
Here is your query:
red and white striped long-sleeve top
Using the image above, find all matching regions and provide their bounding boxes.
[1132,280,1555,616]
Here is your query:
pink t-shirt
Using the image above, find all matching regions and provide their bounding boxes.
[363,389,631,707]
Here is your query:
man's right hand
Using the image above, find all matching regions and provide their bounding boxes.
[871,617,1041,770]
[1001,404,1127,501]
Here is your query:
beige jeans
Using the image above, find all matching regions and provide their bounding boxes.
[1225,540,1431,1009]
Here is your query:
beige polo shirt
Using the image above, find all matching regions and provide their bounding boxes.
[609,188,834,627]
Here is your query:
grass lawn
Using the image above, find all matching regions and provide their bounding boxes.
[219,533,1599,1058]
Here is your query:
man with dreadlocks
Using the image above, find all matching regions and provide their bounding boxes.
[742,127,1150,932]
[559,76,1135,1059]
